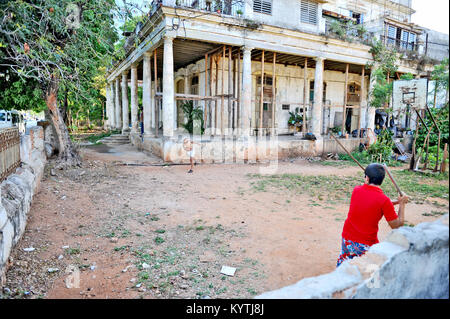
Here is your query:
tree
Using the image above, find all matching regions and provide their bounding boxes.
[0,0,118,167]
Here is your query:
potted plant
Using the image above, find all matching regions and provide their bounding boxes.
[288,111,304,132]
[180,101,205,135]
[236,9,243,17]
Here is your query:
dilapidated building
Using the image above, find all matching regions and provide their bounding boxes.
[105,0,448,163]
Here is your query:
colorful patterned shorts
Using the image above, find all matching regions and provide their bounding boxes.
[336,238,370,267]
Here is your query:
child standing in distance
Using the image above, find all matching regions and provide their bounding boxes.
[336,163,409,267]
[183,138,199,173]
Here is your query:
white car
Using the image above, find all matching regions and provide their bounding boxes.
[0,109,26,134]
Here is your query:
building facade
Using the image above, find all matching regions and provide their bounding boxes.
[105,0,448,163]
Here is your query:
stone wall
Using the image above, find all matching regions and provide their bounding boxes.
[256,214,449,299]
[0,126,47,286]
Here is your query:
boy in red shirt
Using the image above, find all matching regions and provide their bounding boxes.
[336,163,409,267]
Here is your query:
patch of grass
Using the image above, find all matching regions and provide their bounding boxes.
[65,248,80,255]
[216,287,227,294]
[380,170,449,203]
[150,216,160,221]
[138,271,149,282]
[195,226,205,231]
[247,288,258,295]
[121,230,131,238]
[154,236,165,244]
[155,229,166,234]
[248,169,449,205]
[83,132,112,144]
[114,246,128,252]
[248,173,361,201]
[422,211,446,217]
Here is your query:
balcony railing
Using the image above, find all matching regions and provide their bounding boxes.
[324,20,373,45]
[151,0,244,17]
[381,35,418,52]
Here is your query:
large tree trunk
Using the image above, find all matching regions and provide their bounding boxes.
[45,79,81,168]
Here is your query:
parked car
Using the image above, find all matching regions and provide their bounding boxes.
[0,109,26,134]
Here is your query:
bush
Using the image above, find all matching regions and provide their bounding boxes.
[180,101,205,135]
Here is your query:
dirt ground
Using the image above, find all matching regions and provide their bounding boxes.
[2,143,448,299]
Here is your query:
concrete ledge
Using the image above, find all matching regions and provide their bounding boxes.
[256,215,449,299]
[0,126,47,286]
[130,134,362,164]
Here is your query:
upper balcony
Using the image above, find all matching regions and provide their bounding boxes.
[149,0,245,18]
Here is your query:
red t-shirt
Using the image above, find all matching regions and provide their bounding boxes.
[342,184,398,246]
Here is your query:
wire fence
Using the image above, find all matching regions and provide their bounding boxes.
[0,127,21,182]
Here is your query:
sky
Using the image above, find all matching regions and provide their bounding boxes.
[411,0,449,34]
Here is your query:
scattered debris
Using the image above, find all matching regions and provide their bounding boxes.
[23,247,35,252]
[220,266,236,277]
[47,268,59,273]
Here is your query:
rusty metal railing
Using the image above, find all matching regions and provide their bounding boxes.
[0,127,21,182]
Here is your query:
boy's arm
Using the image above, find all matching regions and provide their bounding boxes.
[388,195,408,229]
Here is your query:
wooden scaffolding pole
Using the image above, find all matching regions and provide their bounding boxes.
[342,63,349,136]
[154,49,158,137]
[272,52,276,136]
[259,50,265,136]
[303,57,308,133]
[215,55,219,136]
[221,45,225,136]
[204,53,208,127]
[228,46,233,134]
[209,53,214,129]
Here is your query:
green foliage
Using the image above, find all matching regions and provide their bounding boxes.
[288,111,304,126]
[416,104,449,153]
[367,129,395,163]
[400,73,415,81]
[0,0,119,131]
[367,39,400,110]
[368,39,399,75]
[369,68,393,109]
[338,129,398,166]
[0,75,46,112]
[431,58,449,95]
[180,101,205,135]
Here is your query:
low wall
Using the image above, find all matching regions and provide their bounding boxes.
[130,134,362,164]
[0,126,47,286]
[256,215,449,299]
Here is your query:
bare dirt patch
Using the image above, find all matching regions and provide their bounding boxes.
[2,144,447,299]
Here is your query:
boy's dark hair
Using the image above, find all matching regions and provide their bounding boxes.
[365,163,386,186]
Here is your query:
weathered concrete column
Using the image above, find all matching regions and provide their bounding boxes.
[105,83,112,129]
[115,77,122,130]
[311,57,324,136]
[109,82,116,129]
[143,52,153,137]
[367,67,377,133]
[163,35,175,138]
[365,67,378,145]
[359,66,367,132]
[241,46,253,136]
[130,64,139,134]
[121,71,130,133]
